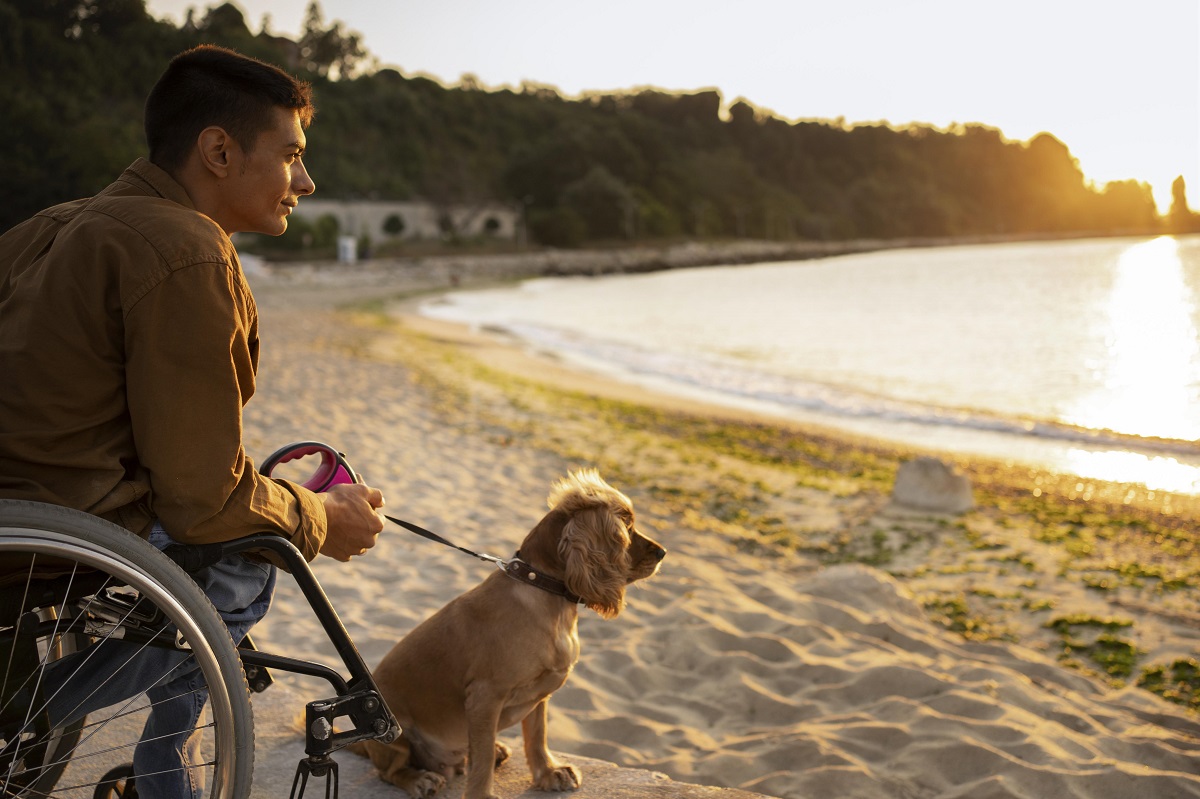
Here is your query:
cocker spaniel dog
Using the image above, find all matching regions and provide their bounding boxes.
[351,469,665,799]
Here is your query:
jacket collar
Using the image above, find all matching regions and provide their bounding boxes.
[108,158,197,210]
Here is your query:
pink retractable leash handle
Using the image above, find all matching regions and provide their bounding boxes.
[259,441,360,492]
[261,441,526,576]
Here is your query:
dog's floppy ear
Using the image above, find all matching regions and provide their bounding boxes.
[559,506,631,619]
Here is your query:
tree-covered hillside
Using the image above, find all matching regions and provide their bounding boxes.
[2,0,1187,244]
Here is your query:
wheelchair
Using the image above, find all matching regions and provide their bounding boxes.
[0,498,400,799]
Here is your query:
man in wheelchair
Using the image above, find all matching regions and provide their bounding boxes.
[0,46,386,798]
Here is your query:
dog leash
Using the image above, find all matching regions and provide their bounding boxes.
[261,441,583,604]
[382,514,509,568]
[384,514,582,604]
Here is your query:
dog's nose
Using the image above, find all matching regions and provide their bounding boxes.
[651,545,666,561]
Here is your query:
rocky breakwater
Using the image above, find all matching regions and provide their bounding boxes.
[244,238,900,302]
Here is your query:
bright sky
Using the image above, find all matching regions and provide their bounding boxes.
[146,0,1200,212]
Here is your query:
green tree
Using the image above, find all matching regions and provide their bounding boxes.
[1167,176,1200,233]
[299,1,366,79]
[1091,180,1159,233]
[529,207,587,247]
[197,2,251,38]
[0,0,1173,242]
[561,166,635,240]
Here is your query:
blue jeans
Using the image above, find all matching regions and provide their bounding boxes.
[45,524,276,798]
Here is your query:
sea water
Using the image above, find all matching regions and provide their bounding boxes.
[419,235,1200,494]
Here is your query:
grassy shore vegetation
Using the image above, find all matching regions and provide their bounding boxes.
[349,305,1200,712]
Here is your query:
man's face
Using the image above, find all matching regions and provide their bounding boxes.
[220,106,315,235]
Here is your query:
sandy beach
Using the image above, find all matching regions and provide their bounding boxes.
[242,254,1200,798]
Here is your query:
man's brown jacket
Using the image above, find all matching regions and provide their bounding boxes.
[0,159,326,560]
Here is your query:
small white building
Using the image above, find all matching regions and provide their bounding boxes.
[290,199,520,242]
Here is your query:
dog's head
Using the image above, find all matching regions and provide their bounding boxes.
[521,469,665,619]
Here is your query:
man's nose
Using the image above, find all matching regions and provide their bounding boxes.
[294,158,316,196]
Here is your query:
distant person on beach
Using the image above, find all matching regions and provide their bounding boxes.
[0,45,385,797]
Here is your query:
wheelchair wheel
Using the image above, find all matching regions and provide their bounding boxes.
[0,500,254,798]
[0,598,88,797]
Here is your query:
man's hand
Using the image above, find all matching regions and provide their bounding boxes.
[318,482,385,562]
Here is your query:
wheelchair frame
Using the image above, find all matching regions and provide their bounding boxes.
[0,501,399,799]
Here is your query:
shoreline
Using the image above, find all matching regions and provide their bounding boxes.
[246,230,1161,293]
[243,244,1200,798]
[247,239,1200,520]
[249,232,1200,501]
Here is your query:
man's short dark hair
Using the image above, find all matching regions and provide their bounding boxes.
[145,45,315,174]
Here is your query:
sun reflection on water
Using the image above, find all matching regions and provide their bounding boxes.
[1062,449,1200,495]
[1059,236,1200,492]
[1066,237,1200,441]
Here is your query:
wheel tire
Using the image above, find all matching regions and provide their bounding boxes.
[0,500,255,798]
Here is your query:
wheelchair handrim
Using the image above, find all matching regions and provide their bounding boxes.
[0,528,240,798]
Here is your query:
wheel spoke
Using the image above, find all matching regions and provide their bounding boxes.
[0,505,255,798]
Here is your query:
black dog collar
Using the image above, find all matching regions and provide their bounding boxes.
[504,552,582,604]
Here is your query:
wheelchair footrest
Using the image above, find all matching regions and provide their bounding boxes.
[303,689,399,758]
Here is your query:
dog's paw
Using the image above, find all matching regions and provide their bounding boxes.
[533,764,582,792]
[494,741,511,767]
[393,769,445,799]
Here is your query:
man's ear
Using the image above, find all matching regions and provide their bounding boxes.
[196,126,234,178]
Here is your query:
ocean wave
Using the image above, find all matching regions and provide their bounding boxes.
[496,322,1200,460]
